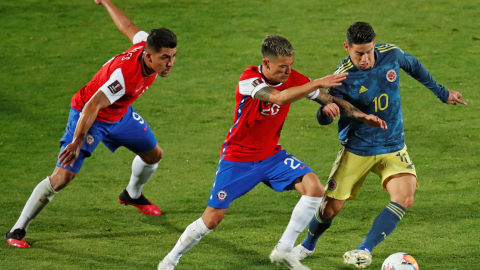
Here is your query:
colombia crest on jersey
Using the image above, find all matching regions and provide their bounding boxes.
[327,43,449,156]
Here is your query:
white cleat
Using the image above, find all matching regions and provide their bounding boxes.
[269,245,311,270]
[292,244,314,261]
[343,249,372,268]
[158,256,176,270]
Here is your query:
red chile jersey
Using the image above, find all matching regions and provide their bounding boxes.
[220,65,311,162]
[71,31,157,122]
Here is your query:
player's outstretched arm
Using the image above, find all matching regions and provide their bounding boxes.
[446,89,467,106]
[314,91,388,129]
[58,91,111,168]
[254,73,348,106]
[95,0,141,43]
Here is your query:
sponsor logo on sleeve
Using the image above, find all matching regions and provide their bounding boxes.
[108,80,124,94]
[251,78,264,87]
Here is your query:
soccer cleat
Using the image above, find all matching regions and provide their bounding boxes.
[5,228,30,248]
[343,249,372,268]
[292,244,314,260]
[158,256,176,270]
[269,245,311,270]
[118,189,161,216]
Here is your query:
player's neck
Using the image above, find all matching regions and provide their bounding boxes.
[141,56,155,77]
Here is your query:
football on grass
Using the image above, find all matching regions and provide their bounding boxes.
[381,252,419,270]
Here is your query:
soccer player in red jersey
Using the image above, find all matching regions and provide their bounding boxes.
[158,35,387,270]
[6,0,175,248]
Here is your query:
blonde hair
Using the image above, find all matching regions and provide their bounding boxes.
[261,34,294,61]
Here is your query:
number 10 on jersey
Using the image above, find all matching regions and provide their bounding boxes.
[373,93,389,112]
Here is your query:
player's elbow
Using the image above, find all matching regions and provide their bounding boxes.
[270,94,290,106]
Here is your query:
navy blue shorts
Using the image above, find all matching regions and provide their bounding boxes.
[206,150,314,209]
[57,106,157,173]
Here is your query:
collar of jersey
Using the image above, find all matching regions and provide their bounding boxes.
[346,49,380,72]
[258,65,283,87]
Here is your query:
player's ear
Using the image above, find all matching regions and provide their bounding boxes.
[343,42,349,52]
[262,58,270,69]
[144,51,153,63]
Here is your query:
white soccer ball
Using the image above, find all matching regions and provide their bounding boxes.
[381,252,419,270]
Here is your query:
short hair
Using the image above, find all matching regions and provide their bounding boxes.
[346,22,376,46]
[261,34,294,60]
[146,28,177,53]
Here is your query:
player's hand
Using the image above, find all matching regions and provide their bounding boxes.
[94,0,106,5]
[315,73,348,89]
[361,114,388,130]
[322,103,340,119]
[446,89,467,106]
[58,142,82,168]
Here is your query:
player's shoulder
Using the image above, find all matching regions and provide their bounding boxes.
[239,65,262,80]
[334,57,355,74]
[376,43,405,55]
[287,68,310,83]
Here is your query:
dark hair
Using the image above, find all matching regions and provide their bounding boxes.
[146,28,177,53]
[346,22,376,46]
[261,34,294,60]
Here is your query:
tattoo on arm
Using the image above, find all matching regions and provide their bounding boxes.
[332,96,363,118]
[313,90,334,105]
[254,87,274,103]
[314,90,363,119]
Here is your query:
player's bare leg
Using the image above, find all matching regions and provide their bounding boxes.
[294,196,346,260]
[119,144,163,215]
[158,207,223,269]
[270,172,324,270]
[344,174,416,268]
[6,167,76,248]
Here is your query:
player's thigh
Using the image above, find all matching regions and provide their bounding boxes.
[57,108,111,173]
[324,147,374,200]
[372,145,418,190]
[103,107,158,154]
[262,150,315,193]
[206,160,263,209]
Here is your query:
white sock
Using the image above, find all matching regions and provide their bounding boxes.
[167,217,212,264]
[12,177,58,232]
[277,196,322,252]
[126,155,159,199]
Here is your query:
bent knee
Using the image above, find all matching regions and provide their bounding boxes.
[393,195,414,210]
[202,216,223,230]
[50,170,76,191]
[140,146,163,164]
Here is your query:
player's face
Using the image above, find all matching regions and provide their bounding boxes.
[146,47,177,77]
[344,39,376,70]
[263,55,294,84]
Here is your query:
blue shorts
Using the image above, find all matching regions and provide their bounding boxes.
[207,150,314,209]
[57,106,157,173]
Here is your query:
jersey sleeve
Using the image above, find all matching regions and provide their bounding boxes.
[99,68,126,104]
[238,76,269,98]
[396,46,449,103]
[133,31,149,44]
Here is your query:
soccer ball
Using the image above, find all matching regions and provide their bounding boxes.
[381,252,419,270]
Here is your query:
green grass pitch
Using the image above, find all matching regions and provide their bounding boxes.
[1,0,479,269]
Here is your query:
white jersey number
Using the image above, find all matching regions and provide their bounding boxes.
[260,102,280,116]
